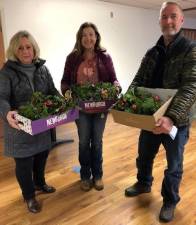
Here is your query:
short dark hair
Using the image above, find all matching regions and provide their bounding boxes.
[160,2,184,16]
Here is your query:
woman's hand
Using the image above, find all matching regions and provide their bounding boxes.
[6,111,20,130]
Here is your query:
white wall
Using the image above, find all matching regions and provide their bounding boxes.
[1,0,195,93]
[183,17,196,29]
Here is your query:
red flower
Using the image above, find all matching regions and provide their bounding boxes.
[131,104,137,111]
[44,100,53,107]
[154,95,160,101]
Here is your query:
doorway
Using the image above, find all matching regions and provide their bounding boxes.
[0,13,5,69]
[0,12,5,138]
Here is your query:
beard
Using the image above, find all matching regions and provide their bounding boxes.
[163,28,176,36]
[162,26,178,37]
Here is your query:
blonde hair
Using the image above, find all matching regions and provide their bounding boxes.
[6,30,40,61]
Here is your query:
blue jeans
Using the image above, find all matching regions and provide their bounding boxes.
[136,125,189,205]
[75,111,107,180]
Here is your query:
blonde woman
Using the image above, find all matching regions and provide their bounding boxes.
[0,31,58,213]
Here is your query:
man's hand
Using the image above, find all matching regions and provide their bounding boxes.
[6,111,20,130]
[153,116,174,134]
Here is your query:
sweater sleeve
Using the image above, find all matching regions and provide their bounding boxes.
[103,53,121,91]
[105,53,118,83]
[61,53,74,95]
[165,44,196,126]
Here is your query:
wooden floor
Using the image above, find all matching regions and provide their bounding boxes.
[0,114,195,225]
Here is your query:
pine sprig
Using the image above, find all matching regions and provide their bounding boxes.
[18,92,75,120]
[114,88,162,115]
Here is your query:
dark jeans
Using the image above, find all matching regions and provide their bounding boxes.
[14,150,49,200]
[75,111,107,180]
[136,125,189,205]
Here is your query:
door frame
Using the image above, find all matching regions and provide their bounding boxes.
[0,8,5,138]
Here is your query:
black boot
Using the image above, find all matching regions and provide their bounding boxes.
[159,203,176,223]
[35,184,56,193]
[125,182,151,197]
[26,197,41,213]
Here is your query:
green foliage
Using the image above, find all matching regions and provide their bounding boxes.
[18,92,75,120]
[71,82,119,101]
[114,88,162,115]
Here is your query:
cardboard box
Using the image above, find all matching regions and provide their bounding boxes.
[78,100,116,113]
[15,108,79,135]
[111,88,176,131]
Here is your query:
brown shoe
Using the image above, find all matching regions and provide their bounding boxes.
[80,180,92,191]
[26,197,41,213]
[94,179,104,191]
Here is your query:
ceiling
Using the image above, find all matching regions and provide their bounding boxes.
[98,0,196,18]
